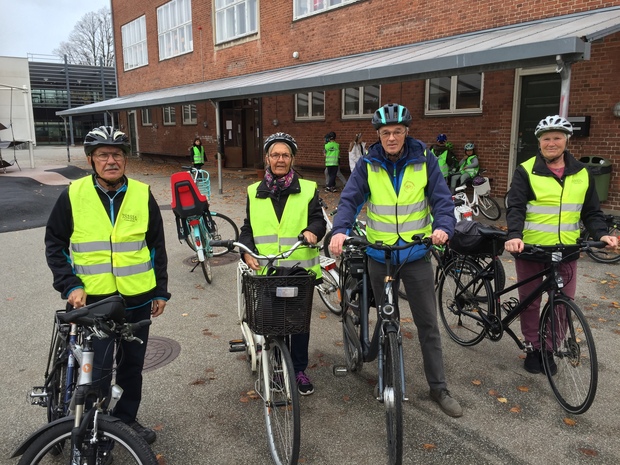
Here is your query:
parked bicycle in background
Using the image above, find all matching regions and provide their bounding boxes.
[452,169,501,221]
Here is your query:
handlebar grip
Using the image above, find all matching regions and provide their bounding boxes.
[343,236,368,247]
[126,319,152,333]
[210,240,235,250]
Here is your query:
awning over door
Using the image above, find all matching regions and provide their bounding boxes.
[57,6,620,117]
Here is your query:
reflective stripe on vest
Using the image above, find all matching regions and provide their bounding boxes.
[462,155,478,176]
[366,163,432,243]
[192,146,205,164]
[69,177,156,296]
[324,141,339,166]
[248,179,321,277]
[521,157,588,245]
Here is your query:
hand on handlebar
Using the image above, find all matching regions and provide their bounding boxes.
[243,252,261,271]
[600,234,619,249]
[504,238,524,253]
[430,229,449,246]
[328,232,347,257]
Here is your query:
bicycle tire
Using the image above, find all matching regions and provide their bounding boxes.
[384,331,403,465]
[342,311,363,372]
[261,337,300,465]
[583,226,620,264]
[474,255,506,295]
[46,328,72,423]
[209,212,240,257]
[17,417,158,465]
[323,230,333,258]
[477,195,501,220]
[540,297,598,414]
[316,267,342,315]
[437,256,490,346]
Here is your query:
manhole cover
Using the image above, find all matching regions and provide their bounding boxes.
[182,252,239,267]
[143,336,181,373]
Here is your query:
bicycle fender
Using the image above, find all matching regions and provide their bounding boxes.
[10,414,121,458]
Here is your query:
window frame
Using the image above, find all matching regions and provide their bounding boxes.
[295,91,325,121]
[163,106,176,125]
[182,104,198,125]
[157,0,193,61]
[425,73,484,115]
[293,0,360,20]
[214,0,258,45]
[341,85,381,120]
[141,108,152,126]
[121,16,148,71]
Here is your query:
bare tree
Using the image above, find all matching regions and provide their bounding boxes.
[54,7,114,66]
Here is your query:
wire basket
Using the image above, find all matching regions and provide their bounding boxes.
[242,272,315,336]
[194,170,211,199]
[473,178,491,196]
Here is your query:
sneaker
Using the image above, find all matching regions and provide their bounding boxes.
[125,420,157,445]
[429,388,463,418]
[524,349,542,374]
[541,350,558,376]
[296,371,315,396]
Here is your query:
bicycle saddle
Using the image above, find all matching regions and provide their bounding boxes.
[478,226,507,239]
[58,295,126,325]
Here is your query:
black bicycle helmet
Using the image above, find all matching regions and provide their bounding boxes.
[84,126,131,155]
[371,104,412,129]
[534,115,573,138]
[263,132,298,156]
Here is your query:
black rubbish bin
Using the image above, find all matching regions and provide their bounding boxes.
[579,156,612,202]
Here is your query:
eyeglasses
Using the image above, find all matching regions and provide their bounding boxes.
[92,152,125,162]
[269,153,292,160]
[379,129,407,139]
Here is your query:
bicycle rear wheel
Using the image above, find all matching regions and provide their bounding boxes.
[261,337,300,465]
[209,212,239,257]
[17,417,157,465]
[383,331,403,465]
[45,326,73,423]
[316,266,342,315]
[540,297,598,414]
[477,195,501,220]
[583,223,620,263]
[192,223,212,284]
[437,256,491,346]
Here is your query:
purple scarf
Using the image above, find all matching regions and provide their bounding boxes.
[264,168,294,194]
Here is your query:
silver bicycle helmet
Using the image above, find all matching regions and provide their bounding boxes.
[83,126,130,155]
[371,104,412,129]
[263,132,298,156]
[534,115,573,138]
[464,142,475,151]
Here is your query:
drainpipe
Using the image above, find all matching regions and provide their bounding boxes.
[556,55,572,118]
[211,100,223,194]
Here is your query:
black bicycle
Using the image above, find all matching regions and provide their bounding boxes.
[13,296,157,464]
[334,235,431,465]
[437,227,606,414]
[580,214,620,263]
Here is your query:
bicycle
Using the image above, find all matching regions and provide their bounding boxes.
[437,227,607,414]
[13,296,158,464]
[171,169,239,284]
[214,238,316,465]
[452,170,501,221]
[333,235,432,465]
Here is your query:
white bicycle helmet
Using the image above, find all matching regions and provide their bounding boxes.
[534,115,573,138]
[464,142,475,151]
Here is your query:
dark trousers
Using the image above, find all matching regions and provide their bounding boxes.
[92,301,151,423]
[326,166,338,188]
[289,333,310,373]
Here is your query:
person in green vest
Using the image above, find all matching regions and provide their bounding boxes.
[44,126,170,444]
[189,137,206,169]
[324,131,340,192]
[505,115,617,374]
[430,133,457,181]
[449,141,480,193]
[239,132,326,395]
[328,104,463,418]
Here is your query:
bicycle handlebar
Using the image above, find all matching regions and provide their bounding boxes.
[343,234,432,250]
[523,240,608,254]
[210,234,316,261]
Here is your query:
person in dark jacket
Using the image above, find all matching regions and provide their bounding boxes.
[190,137,206,169]
[239,132,326,395]
[45,126,170,444]
[329,104,462,418]
[505,115,617,375]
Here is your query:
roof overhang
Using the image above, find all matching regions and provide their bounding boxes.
[57,6,620,117]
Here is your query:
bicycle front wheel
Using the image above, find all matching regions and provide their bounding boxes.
[478,195,501,220]
[17,417,157,465]
[437,256,490,346]
[262,337,300,465]
[540,297,598,414]
[316,267,342,315]
[383,331,403,465]
[209,212,239,257]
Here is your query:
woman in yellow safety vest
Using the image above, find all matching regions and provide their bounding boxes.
[505,115,617,375]
[239,132,326,396]
[190,137,206,169]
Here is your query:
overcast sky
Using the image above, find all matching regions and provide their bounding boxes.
[0,0,111,58]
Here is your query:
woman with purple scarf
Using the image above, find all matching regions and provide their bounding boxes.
[238,132,326,396]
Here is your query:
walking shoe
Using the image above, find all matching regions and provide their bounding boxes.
[125,420,157,445]
[524,349,542,374]
[541,350,558,376]
[430,389,463,418]
[295,371,315,396]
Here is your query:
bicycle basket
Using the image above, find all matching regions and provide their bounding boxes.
[472,176,490,196]
[449,220,505,255]
[195,170,211,199]
[242,272,316,336]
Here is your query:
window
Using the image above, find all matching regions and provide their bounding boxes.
[426,73,483,115]
[157,0,193,60]
[182,104,197,124]
[295,92,325,120]
[141,108,152,126]
[121,16,148,70]
[163,106,176,125]
[342,85,380,118]
[294,0,360,19]
[215,0,258,44]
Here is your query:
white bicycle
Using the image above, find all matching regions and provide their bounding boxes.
[453,171,501,221]
[214,238,316,465]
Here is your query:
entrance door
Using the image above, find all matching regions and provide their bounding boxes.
[516,74,561,165]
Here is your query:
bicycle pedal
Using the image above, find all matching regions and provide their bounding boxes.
[30,386,48,405]
[332,365,349,377]
[229,340,246,352]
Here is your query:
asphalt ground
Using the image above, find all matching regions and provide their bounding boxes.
[1,147,619,464]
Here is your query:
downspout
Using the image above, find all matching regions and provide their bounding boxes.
[210,100,223,194]
[556,55,572,118]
